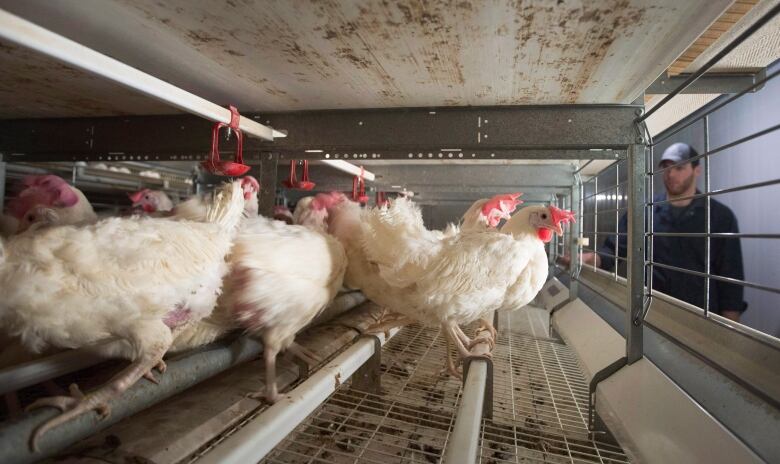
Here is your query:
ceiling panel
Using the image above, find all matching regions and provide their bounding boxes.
[0,0,731,117]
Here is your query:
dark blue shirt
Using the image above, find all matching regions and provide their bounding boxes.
[598,192,747,314]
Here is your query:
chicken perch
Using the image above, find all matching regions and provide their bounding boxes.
[0,181,245,451]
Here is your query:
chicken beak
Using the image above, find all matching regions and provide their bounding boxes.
[553,223,564,236]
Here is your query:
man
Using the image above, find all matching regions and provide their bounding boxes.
[566,142,747,322]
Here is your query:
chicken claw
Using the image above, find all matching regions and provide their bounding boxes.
[142,360,167,384]
[477,318,498,341]
[27,383,111,452]
[467,336,495,351]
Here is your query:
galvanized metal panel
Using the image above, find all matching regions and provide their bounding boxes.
[0,0,731,118]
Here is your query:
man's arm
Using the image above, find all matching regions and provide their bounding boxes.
[597,213,628,272]
[712,209,747,321]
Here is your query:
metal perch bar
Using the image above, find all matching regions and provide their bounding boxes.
[442,326,493,464]
[0,336,265,464]
[196,328,400,464]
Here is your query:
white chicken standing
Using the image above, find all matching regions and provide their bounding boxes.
[0,181,245,450]
[358,197,574,363]
[222,215,347,402]
[169,190,347,403]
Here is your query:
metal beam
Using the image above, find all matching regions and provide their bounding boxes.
[262,106,640,155]
[258,153,278,217]
[368,164,575,189]
[1,106,638,162]
[626,144,646,364]
[646,71,765,95]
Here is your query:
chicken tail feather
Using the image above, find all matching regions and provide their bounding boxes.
[205,181,245,231]
[361,198,440,286]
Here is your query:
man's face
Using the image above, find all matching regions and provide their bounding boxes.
[662,161,699,196]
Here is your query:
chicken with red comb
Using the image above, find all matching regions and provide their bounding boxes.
[240,176,260,217]
[5,175,97,233]
[128,189,174,214]
[352,199,576,374]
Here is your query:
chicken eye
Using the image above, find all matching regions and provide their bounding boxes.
[541,213,548,219]
[26,213,35,222]
[144,195,150,200]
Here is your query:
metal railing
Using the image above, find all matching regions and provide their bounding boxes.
[561,4,780,360]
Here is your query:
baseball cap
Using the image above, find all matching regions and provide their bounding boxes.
[660,142,700,167]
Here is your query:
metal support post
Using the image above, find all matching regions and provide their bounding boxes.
[350,335,383,394]
[0,154,5,208]
[258,153,278,217]
[569,179,582,301]
[703,116,711,318]
[626,143,647,364]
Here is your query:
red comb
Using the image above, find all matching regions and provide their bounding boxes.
[481,192,524,227]
[128,189,150,204]
[7,175,78,218]
[240,176,260,199]
[311,191,346,211]
[549,205,576,225]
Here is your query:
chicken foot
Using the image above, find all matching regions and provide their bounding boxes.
[365,314,416,336]
[478,317,498,341]
[287,342,321,366]
[26,321,172,452]
[249,340,281,404]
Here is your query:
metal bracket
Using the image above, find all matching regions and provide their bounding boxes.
[350,334,383,394]
[548,300,569,339]
[646,69,766,95]
[588,356,627,434]
[462,356,493,420]
[290,354,311,379]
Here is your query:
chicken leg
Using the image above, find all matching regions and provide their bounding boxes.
[27,320,172,452]
[249,339,281,404]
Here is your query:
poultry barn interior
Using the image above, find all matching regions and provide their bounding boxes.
[0,1,779,463]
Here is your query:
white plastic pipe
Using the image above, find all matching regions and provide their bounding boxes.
[0,8,285,141]
[321,160,376,181]
[197,328,398,464]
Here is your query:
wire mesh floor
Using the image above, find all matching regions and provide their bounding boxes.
[481,310,629,464]
[261,308,630,464]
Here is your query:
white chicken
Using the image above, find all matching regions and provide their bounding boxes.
[358,197,574,364]
[5,175,97,233]
[292,191,346,232]
[128,188,175,214]
[0,181,245,450]
[221,216,347,401]
[170,190,347,402]
[172,175,259,220]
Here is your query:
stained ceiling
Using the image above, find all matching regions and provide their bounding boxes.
[0,0,732,118]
